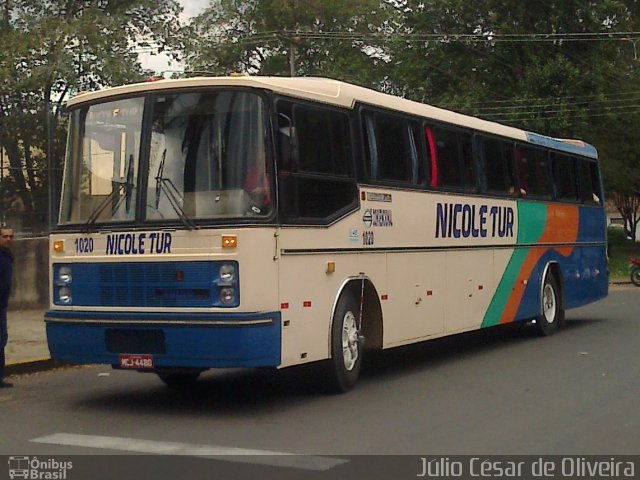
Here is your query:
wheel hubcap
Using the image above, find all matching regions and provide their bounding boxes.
[542,284,556,324]
[341,311,359,371]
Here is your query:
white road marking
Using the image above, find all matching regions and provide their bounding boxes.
[31,433,348,471]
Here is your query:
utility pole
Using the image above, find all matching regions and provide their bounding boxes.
[45,95,54,232]
[289,42,296,77]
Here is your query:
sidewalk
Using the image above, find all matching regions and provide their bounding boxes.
[4,280,637,378]
[5,309,59,377]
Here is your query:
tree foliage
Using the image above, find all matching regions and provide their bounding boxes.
[0,0,182,232]
[2,0,640,235]
[183,0,385,83]
[186,0,640,236]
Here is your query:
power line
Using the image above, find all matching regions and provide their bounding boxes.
[440,91,640,110]
[277,30,640,43]
[477,103,640,121]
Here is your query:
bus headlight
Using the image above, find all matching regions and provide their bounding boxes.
[220,287,236,305]
[58,266,72,285]
[58,287,72,304]
[219,264,236,284]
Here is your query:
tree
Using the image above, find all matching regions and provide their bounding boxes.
[183,0,386,84]
[384,1,640,224]
[0,0,183,232]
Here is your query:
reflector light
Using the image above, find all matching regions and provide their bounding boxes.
[53,240,64,253]
[222,235,237,248]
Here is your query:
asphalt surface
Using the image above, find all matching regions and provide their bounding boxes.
[5,281,636,378]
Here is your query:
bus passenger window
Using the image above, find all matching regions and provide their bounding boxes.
[478,136,516,196]
[433,127,475,190]
[293,105,349,176]
[552,153,579,201]
[515,144,552,199]
[425,126,438,188]
[361,111,425,185]
[276,100,357,223]
[578,159,602,205]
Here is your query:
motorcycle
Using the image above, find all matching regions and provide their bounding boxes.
[630,258,640,286]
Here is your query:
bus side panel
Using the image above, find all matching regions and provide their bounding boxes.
[482,203,607,326]
[443,249,494,335]
[562,206,608,308]
[278,251,362,367]
[385,251,445,342]
[558,245,609,309]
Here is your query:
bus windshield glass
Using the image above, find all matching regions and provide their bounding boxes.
[59,90,272,227]
[60,97,143,226]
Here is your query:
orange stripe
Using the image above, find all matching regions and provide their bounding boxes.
[499,206,579,324]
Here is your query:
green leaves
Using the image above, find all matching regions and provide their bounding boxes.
[183,0,381,77]
[0,0,183,232]
[2,0,639,233]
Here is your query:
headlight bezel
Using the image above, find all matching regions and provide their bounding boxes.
[219,287,236,305]
[58,286,73,304]
[58,266,73,285]
[218,263,236,284]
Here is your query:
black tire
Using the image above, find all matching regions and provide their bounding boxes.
[535,273,563,336]
[324,292,363,393]
[157,369,202,389]
[631,266,640,286]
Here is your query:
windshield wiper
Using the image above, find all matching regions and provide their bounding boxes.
[82,154,135,233]
[154,149,197,230]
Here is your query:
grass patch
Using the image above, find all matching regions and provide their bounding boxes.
[607,227,640,279]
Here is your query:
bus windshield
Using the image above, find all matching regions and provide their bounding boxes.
[59,90,272,227]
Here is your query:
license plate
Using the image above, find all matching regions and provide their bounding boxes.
[118,354,154,369]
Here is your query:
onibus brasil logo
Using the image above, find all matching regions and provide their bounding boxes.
[8,456,72,479]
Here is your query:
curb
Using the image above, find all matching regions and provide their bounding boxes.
[6,359,71,377]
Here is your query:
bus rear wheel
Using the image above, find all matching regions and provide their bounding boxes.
[535,273,563,336]
[325,292,363,393]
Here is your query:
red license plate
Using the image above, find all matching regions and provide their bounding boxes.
[118,354,154,369]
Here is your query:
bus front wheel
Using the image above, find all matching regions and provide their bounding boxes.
[325,292,363,393]
[535,273,563,336]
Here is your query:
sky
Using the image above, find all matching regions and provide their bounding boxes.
[138,0,209,75]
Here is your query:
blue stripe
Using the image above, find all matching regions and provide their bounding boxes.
[526,132,598,159]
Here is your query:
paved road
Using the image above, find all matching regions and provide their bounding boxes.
[1,288,639,479]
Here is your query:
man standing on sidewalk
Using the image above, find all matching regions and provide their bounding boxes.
[0,226,14,388]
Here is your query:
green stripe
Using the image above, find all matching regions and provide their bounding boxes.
[481,203,548,328]
[516,202,548,244]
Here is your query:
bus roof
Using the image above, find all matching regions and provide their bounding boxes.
[67,76,598,159]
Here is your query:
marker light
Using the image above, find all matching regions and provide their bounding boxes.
[53,240,64,253]
[222,235,237,249]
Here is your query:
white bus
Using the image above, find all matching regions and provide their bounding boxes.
[47,76,608,392]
